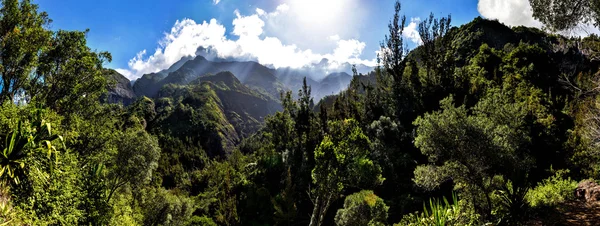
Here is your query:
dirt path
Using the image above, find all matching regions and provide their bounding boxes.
[528,201,600,226]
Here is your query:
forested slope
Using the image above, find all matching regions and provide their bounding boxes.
[3,0,600,225]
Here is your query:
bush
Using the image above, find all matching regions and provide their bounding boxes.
[335,190,389,226]
[396,193,480,226]
[526,170,578,208]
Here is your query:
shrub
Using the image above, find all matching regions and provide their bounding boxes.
[396,193,480,226]
[335,190,389,226]
[526,170,578,208]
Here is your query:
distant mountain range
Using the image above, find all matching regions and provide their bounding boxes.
[108,55,372,105]
[104,55,372,155]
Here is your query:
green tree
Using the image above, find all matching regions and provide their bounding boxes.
[106,127,161,202]
[413,93,533,219]
[0,0,111,116]
[0,0,51,103]
[529,0,600,31]
[139,187,196,226]
[309,119,384,226]
[33,30,111,117]
[334,190,389,226]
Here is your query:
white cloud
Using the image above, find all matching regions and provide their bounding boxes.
[275,4,290,13]
[403,17,423,45]
[212,0,221,5]
[116,5,375,80]
[477,0,542,28]
[255,8,266,16]
[261,0,366,54]
[233,10,264,37]
[115,68,135,80]
[477,0,600,37]
[116,18,238,80]
[333,39,365,62]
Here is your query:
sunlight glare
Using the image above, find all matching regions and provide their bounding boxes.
[289,0,347,29]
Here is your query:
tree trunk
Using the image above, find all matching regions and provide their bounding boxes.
[309,195,321,226]
[317,194,333,226]
[309,193,334,226]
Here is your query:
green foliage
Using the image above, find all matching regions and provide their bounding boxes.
[2,1,600,225]
[529,0,600,31]
[196,151,251,226]
[397,194,480,226]
[33,29,111,118]
[138,187,196,226]
[0,0,52,103]
[0,109,62,185]
[334,190,389,226]
[106,127,160,202]
[526,170,578,208]
[0,0,110,118]
[413,92,533,217]
[15,148,83,225]
[310,119,383,226]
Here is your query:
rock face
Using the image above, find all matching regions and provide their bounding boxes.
[575,180,600,203]
[105,70,136,105]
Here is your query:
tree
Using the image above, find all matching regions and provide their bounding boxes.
[418,12,452,81]
[529,0,600,31]
[334,190,389,226]
[33,30,111,117]
[139,187,196,226]
[309,119,384,226]
[379,0,408,119]
[0,0,110,113]
[0,0,52,103]
[418,13,454,109]
[106,127,161,202]
[413,93,533,219]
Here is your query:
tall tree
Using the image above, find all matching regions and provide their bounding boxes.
[0,0,110,118]
[529,0,600,31]
[413,93,533,219]
[379,0,409,120]
[106,127,160,203]
[0,0,51,103]
[33,30,111,117]
[309,119,384,226]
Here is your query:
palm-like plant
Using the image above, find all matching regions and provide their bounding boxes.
[397,193,481,226]
[0,111,62,185]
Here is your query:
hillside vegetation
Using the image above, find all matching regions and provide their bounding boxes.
[3,0,600,225]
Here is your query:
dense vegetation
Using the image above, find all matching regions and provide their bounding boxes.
[2,0,600,225]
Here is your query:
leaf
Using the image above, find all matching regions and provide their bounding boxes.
[45,140,52,159]
[46,122,52,135]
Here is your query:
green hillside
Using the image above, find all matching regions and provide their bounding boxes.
[4,0,600,225]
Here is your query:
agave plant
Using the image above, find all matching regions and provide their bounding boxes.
[422,193,459,226]
[0,111,62,185]
[397,192,481,226]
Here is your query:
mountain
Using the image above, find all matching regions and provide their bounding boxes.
[117,55,373,154]
[133,56,286,99]
[149,71,281,156]
[314,72,353,100]
[104,69,136,105]
[274,68,320,96]
[160,55,194,74]
[133,72,168,98]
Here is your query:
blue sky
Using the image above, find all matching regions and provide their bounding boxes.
[34,0,535,80]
